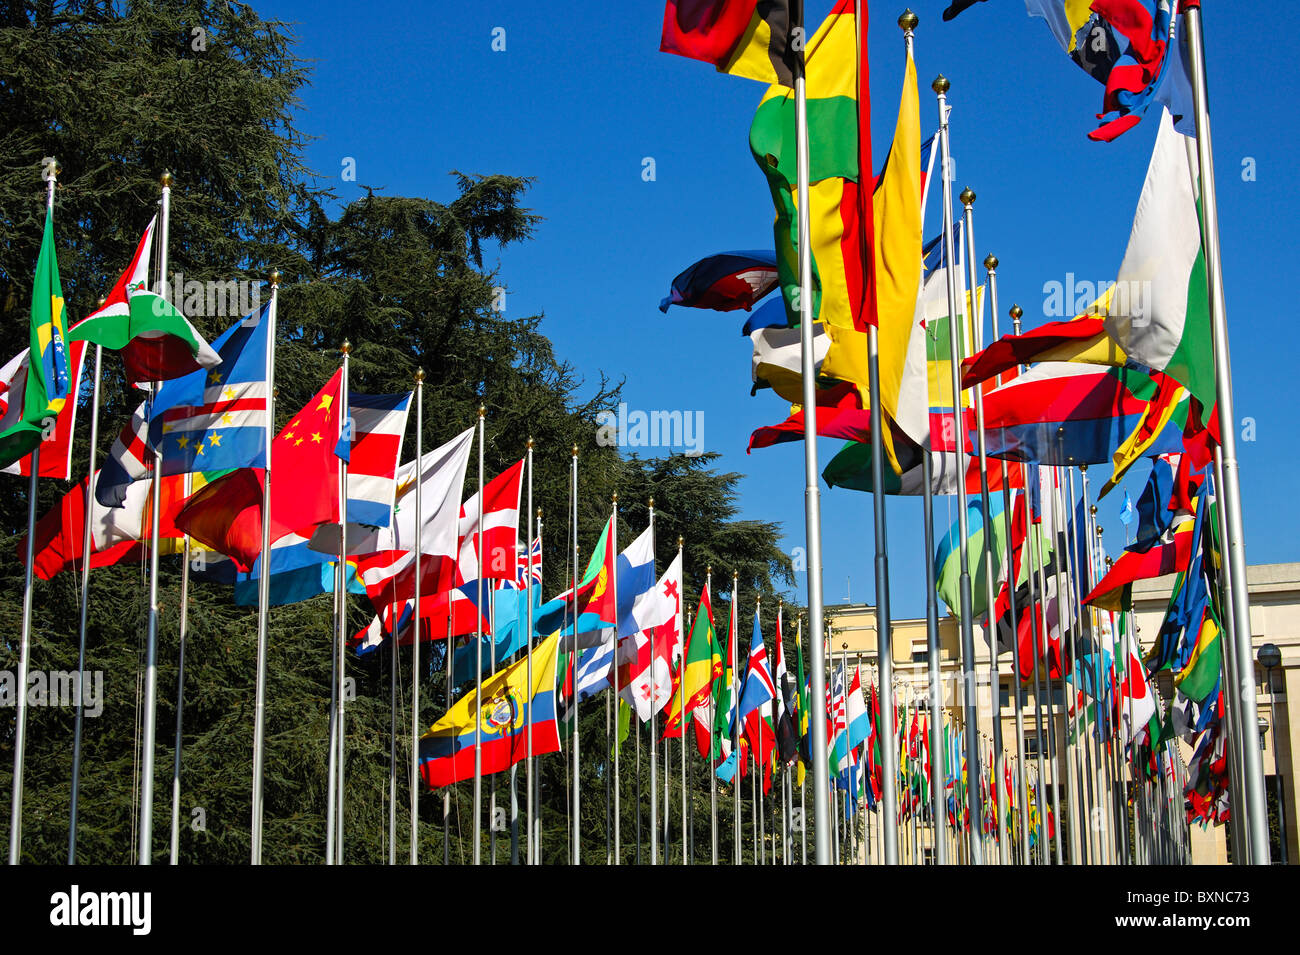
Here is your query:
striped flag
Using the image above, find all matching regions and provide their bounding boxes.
[1,338,88,480]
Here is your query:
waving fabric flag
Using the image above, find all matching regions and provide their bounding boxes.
[419,632,561,787]
[660,0,802,86]
[749,0,871,331]
[750,320,830,403]
[175,370,345,571]
[620,551,684,721]
[772,609,798,763]
[1,338,88,480]
[659,250,779,313]
[934,495,1008,622]
[67,215,219,383]
[1106,109,1215,421]
[737,612,776,724]
[959,310,1125,389]
[0,208,72,469]
[95,304,271,507]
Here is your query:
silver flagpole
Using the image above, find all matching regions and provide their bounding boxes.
[732,570,741,864]
[707,567,717,865]
[250,272,276,866]
[798,615,807,865]
[754,596,762,865]
[136,169,173,866]
[921,442,947,864]
[334,341,352,864]
[961,211,1007,866]
[933,79,983,864]
[472,405,485,865]
[610,493,620,864]
[170,470,192,866]
[679,542,688,865]
[326,522,338,865]
[443,612,452,865]
[534,507,544,861]
[570,445,580,865]
[410,369,424,864]
[524,439,535,865]
[10,161,57,865]
[69,326,102,863]
[389,579,398,865]
[1183,4,1268,863]
[791,5,832,866]
[648,500,658,865]
[1039,469,1065,865]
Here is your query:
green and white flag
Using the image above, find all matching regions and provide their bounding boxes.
[1106,108,1215,420]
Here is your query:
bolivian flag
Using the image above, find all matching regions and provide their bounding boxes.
[419,632,561,788]
[0,207,71,470]
[660,1,802,86]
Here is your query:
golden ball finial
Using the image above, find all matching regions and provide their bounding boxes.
[414,367,424,383]
[527,436,534,450]
[572,444,578,457]
[159,170,174,188]
[1080,462,1089,473]
[341,340,352,355]
[97,296,107,307]
[477,404,485,418]
[536,506,543,518]
[932,75,950,94]
[648,496,655,508]
[733,569,739,580]
[983,254,998,271]
[1009,304,1023,320]
[677,535,684,547]
[959,187,976,206]
[706,564,712,575]
[1090,504,1098,515]
[898,9,918,31]
[268,269,281,286]
[1097,526,1104,537]
[612,491,619,504]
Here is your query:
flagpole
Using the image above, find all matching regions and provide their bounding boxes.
[609,492,622,865]
[648,499,658,865]
[10,161,56,866]
[732,570,741,865]
[1039,470,1065,866]
[133,169,173,867]
[410,369,424,864]
[679,541,688,866]
[534,507,544,862]
[69,322,102,863]
[523,438,535,865]
[789,5,833,868]
[170,469,192,866]
[570,444,581,865]
[798,615,807,865]
[932,79,983,864]
[960,197,1007,866]
[1182,4,1268,863]
[443,611,453,865]
[707,566,717,866]
[472,404,485,865]
[334,342,352,864]
[920,435,947,865]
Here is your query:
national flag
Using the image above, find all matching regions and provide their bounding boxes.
[794,616,810,772]
[821,433,1024,497]
[1025,1,1194,141]
[1,338,88,480]
[0,207,72,469]
[737,611,776,724]
[1084,515,1196,611]
[619,551,684,722]
[818,41,926,474]
[959,309,1126,390]
[339,390,412,527]
[748,0,871,332]
[711,594,739,764]
[419,632,562,787]
[1105,109,1214,418]
[664,581,720,743]
[67,216,220,383]
[96,304,271,507]
[190,532,337,607]
[749,320,830,403]
[660,0,802,86]
[175,370,346,571]
[658,250,779,313]
[933,494,1009,622]
[534,516,614,640]
[747,379,875,451]
[772,607,798,763]
[845,666,870,749]
[1116,613,1157,741]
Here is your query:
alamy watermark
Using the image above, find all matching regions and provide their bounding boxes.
[0,669,103,717]
[152,273,262,319]
[1042,272,1151,326]
[595,403,704,457]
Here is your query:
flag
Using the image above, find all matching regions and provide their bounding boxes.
[190,532,337,607]
[175,370,345,571]
[96,304,271,507]
[419,632,562,787]
[1,338,88,480]
[353,427,475,617]
[1085,515,1196,611]
[340,390,412,527]
[1100,370,1187,496]
[1106,109,1214,419]
[1119,490,1135,527]
[748,0,871,331]
[0,207,72,469]
[711,595,739,764]
[772,607,798,763]
[1025,1,1194,142]
[20,471,143,580]
[659,0,802,86]
[934,494,1008,621]
[749,320,830,403]
[665,581,720,743]
[959,310,1126,390]
[658,250,779,313]
[845,666,870,749]
[67,216,220,383]
[619,551,684,721]
[818,41,925,473]
[737,611,776,724]
[821,433,1024,497]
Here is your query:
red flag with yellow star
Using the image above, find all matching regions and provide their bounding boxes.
[176,369,343,571]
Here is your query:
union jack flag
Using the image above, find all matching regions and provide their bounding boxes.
[499,535,541,591]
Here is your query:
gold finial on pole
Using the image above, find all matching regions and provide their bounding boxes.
[414,368,424,383]
[572,444,578,458]
[526,436,534,450]
[1009,304,1023,321]
[648,497,654,509]
[159,169,173,188]
[677,535,684,548]
[341,340,352,356]
[268,269,280,287]
[477,404,485,419]
[959,187,976,207]
[898,9,919,31]
[932,75,950,94]
[983,254,998,271]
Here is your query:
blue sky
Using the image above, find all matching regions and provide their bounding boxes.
[260,0,1300,617]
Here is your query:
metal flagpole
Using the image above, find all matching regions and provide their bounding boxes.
[1039,470,1065,865]
[524,439,535,865]
[705,568,716,865]
[443,612,452,865]
[610,493,620,864]
[1183,4,1268,864]
[1213,447,1249,863]
[410,369,424,864]
[648,500,658,865]
[921,447,947,864]
[69,325,103,863]
[570,445,581,865]
[334,341,352,864]
[933,80,983,864]
[389,568,398,866]
[10,161,56,865]
[534,507,545,862]
[170,467,193,866]
[789,5,833,867]
[472,405,485,865]
[679,542,688,866]
[732,570,741,864]
[135,169,173,866]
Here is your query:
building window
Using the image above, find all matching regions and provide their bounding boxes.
[1024,733,1056,759]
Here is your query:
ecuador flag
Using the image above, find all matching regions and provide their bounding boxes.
[419,632,561,788]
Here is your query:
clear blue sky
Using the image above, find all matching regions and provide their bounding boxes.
[259,0,1300,617]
